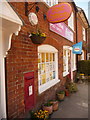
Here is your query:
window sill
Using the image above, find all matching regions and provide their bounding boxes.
[63,72,69,77]
[38,79,60,94]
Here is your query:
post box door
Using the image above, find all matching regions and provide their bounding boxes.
[24,72,35,111]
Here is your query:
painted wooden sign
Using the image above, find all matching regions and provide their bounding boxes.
[46,3,72,23]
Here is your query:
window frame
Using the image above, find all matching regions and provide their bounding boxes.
[72,53,76,71]
[38,45,60,94]
[68,12,74,31]
[82,27,86,41]
[43,0,58,7]
[81,50,84,60]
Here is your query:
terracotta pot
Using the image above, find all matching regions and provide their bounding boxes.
[57,93,65,100]
[43,105,53,114]
[50,101,59,111]
[65,89,69,96]
[30,34,46,44]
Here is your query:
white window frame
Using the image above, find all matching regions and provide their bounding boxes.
[82,27,86,41]
[38,45,60,94]
[68,12,74,31]
[72,53,76,71]
[81,50,84,60]
[43,0,58,7]
[87,53,90,60]
[63,49,69,77]
[63,46,71,77]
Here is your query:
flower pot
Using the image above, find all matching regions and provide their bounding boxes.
[43,105,53,114]
[57,93,65,100]
[65,89,69,96]
[30,34,46,44]
[50,101,59,111]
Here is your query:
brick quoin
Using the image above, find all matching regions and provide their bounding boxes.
[6,2,77,118]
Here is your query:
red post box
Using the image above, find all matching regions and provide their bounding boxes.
[24,72,35,111]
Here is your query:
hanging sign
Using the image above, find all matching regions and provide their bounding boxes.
[28,12,38,25]
[72,42,83,54]
[46,3,72,23]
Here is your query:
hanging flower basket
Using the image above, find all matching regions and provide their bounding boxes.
[29,31,46,44]
[30,34,46,44]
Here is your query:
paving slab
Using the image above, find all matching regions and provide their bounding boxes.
[51,83,88,118]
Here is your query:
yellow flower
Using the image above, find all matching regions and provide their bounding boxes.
[41,33,46,37]
[80,74,84,75]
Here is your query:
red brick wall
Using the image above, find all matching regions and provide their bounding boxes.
[6,2,76,118]
[77,14,87,60]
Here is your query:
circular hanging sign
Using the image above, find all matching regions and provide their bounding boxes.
[28,12,38,25]
[46,3,72,23]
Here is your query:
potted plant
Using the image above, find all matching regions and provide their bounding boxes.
[42,102,53,114]
[30,109,49,120]
[66,82,78,93]
[49,100,59,111]
[29,30,46,44]
[57,90,65,101]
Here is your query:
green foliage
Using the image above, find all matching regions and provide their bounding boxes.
[58,90,65,94]
[66,82,78,93]
[78,60,90,75]
[44,102,53,107]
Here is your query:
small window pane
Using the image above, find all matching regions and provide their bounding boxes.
[46,53,49,62]
[50,72,53,80]
[53,53,55,61]
[42,74,46,84]
[50,53,53,61]
[41,64,45,73]
[41,53,45,62]
[53,71,55,79]
[38,53,41,63]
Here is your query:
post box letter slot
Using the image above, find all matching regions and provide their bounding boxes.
[25,76,34,80]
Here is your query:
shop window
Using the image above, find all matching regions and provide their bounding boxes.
[43,0,58,7]
[82,27,86,41]
[63,46,72,77]
[38,45,60,94]
[68,12,74,31]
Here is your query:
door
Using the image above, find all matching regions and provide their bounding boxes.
[24,72,35,111]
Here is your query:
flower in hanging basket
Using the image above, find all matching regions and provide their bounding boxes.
[29,30,46,44]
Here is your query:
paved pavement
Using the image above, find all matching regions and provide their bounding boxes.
[51,83,88,118]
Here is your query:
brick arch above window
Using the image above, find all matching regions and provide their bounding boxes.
[38,44,58,53]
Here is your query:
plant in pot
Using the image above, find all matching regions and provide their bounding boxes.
[66,82,78,93]
[29,30,46,44]
[42,102,53,114]
[57,90,65,101]
[49,100,59,111]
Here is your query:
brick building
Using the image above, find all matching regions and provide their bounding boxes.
[77,7,89,61]
[0,0,89,119]
[87,26,90,60]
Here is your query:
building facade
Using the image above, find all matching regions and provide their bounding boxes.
[87,27,90,60]
[77,7,89,61]
[0,0,89,119]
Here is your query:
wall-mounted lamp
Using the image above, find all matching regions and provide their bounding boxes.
[25,2,39,16]
[43,14,47,20]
